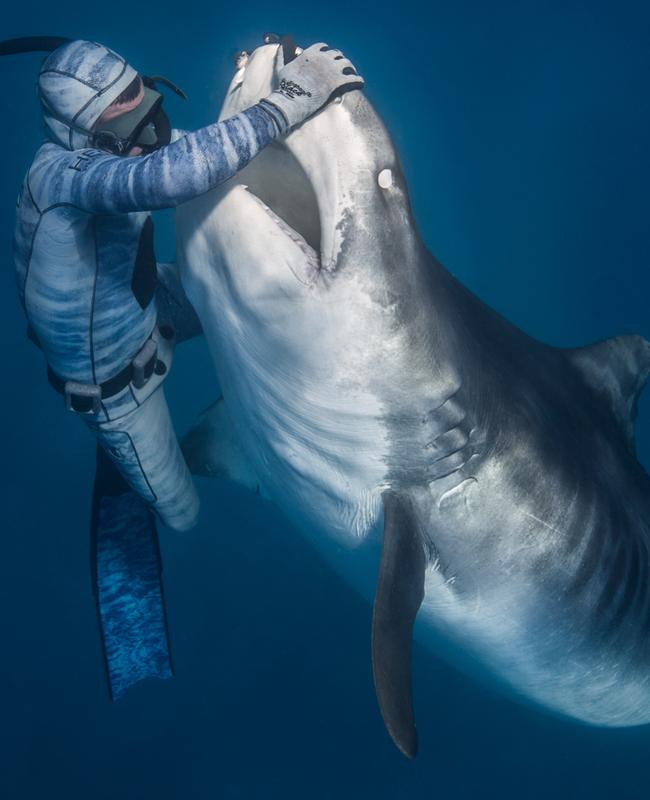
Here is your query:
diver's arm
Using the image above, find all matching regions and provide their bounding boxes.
[68,101,288,214]
[170,128,190,142]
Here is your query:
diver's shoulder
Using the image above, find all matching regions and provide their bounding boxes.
[31,141,107,169]
[26,142,109,206]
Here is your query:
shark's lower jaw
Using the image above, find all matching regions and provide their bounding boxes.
[237,139,324,276]
[243,187,321,283]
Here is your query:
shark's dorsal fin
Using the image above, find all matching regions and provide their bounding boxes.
[181,397,259,492]
[372,490,426,759]
[565,334,650,450]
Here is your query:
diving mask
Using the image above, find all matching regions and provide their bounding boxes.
[91,79,172,155]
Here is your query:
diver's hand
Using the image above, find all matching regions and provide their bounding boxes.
[263,42,364,129]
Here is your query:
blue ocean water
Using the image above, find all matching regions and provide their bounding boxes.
[2,1,650,797]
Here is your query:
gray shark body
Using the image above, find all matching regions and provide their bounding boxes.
[177,43,650,756]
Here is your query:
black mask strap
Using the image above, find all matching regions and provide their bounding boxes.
[152,106,171,147]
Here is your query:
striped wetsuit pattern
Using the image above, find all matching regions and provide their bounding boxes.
[13,101,288,398]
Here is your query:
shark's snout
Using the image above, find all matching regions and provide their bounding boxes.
[262,32,301,65]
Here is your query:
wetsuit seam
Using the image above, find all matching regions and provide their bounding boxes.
[128,385,141,407]
[39,69,100,90]
[41,202,91,215]
[100,401,111,422]
[124,431,158,501]
[90,217,99,384]
[22,212,44,318]
[69,60,128,142]
[53,58,126,149]
[26,171,41,215]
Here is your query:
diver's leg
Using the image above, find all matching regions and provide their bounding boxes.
[82,349,198,696]
[87,386,200,531]
[155,261,202,344]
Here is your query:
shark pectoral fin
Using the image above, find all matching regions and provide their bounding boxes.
[181,397,259,492]
[372,490,426,759]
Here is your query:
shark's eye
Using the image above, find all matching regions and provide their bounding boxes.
[263,32,281,44]
[234,50,249,69]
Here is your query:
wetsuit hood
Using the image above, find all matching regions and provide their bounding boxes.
[38,40,138,150]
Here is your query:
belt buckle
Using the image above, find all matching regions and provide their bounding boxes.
[64,381,102,414]
[132,339,158,390]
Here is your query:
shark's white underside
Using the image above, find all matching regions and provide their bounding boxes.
[177,42,650,743]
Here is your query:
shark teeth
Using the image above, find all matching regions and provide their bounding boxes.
[243,185,321,285]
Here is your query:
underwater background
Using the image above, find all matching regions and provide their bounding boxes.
[2,1,650,797]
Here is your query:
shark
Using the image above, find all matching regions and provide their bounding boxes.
[176,39,650,758]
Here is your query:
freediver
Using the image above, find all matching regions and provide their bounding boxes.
[2,35,363,531]
[0,35,364,698]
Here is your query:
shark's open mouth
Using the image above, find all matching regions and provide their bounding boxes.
[239,138,323,277]
[220,41,331,278]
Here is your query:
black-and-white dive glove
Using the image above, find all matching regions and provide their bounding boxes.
[264,42,364,129]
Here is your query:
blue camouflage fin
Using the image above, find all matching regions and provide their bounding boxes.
[91,445,173,700]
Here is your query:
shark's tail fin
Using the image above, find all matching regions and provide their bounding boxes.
[565,334,650,452]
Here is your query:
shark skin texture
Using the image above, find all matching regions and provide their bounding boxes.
[176,42,650,757]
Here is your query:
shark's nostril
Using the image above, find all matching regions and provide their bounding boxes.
[342,66,356,75]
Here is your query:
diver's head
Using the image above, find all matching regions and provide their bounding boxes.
[37,39,173,154]
[38,40,138,150]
